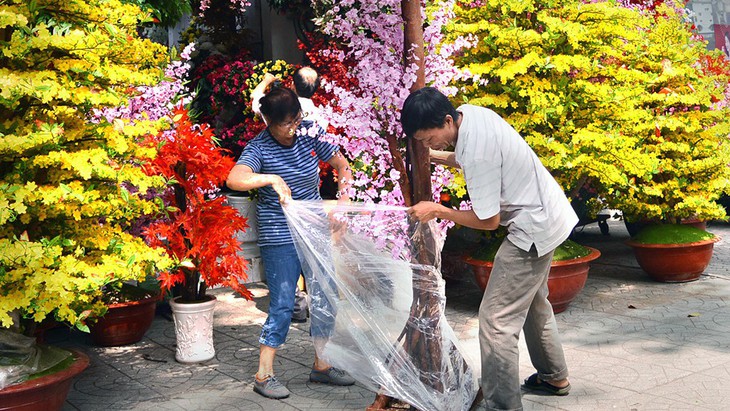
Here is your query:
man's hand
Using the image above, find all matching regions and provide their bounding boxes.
[262,72,277,85]
[429,149,459,168]
[407,201,444,222]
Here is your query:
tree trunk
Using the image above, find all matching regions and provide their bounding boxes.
[369,2,436,410]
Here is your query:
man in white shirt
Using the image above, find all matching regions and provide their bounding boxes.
[401,87,578,411]
[251,66,328,131]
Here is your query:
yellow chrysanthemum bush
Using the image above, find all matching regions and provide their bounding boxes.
[608,4,730,223]
[445,0,730,224]
[0,0,173,333]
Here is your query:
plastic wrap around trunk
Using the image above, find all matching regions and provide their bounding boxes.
[283,200,478,411]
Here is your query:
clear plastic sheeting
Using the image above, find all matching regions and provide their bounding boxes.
[283,200,478,411]
[0,329,71,389]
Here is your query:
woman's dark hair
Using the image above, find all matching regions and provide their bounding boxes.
[400,87,459,137]
[259,87,301,125]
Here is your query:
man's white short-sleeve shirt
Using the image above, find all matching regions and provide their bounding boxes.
[298,97,329,131]
[454,104,578,257]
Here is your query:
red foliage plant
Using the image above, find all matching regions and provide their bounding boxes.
[143,106,252,302]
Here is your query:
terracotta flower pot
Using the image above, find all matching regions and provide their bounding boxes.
[625,237,719,282]
[464,247,601,313]
[0,349,89,411]
[89,295,157,346]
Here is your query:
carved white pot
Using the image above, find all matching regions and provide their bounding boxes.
[224,194,260,257]
[169,296,217,363]
[225,194,264,283]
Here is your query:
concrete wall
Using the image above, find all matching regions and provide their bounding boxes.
[687,0,730,51]
[259,3,304,64]
[154,0,303,66]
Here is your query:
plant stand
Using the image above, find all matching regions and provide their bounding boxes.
[225,194,265,283]
[169,296,217,363]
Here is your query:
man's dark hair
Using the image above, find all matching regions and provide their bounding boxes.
[293,67,320,98]
[259,87,301,125]
[400,87,459,137]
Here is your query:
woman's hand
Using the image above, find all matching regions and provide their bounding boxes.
[269,175,291,203]
[328,208,348,242]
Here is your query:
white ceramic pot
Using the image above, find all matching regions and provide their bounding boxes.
[169,296,217,363]
[225,194,264,283]
[225,195,260,257]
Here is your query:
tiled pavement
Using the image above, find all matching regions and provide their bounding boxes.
[51,219,730,411]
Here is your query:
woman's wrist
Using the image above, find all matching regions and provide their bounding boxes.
[336,186,350,199]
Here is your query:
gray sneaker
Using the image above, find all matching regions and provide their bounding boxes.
[253,375,290,399]
[309,367,355,386]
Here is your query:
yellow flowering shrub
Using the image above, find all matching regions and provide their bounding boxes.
[446,0,730,223]
[0,0,173,332]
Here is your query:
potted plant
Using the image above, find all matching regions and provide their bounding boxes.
[88,280,160,347]
[445,1,730,283]
[83,41,198,348]
[607,4,730,281]
[607,4,730,228]
[0,1,172,408]
[463,236,600,313]
[625,224,720,283]
[445,1,730,219]
[142,106,253,363]
[445,0,662,208]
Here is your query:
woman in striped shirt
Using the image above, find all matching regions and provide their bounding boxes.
[226,87,354,399]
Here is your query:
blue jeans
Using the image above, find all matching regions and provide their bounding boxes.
[259,243,335,348]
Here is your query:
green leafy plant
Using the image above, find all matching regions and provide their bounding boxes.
[123,0,192,27]
[446,0,730,224]
[0,0,174,333]
[631,224,716,244]
[470,239,591,262]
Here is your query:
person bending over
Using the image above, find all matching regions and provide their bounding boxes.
[401,87,577,411]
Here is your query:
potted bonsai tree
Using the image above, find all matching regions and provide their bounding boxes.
[438,0,640,304]
[462,229,601,313]
[143,105,253,363]
[445,0,656,203]
[86,44,198,347]
[444,1,730,282]
[600,4,730,282]
[604,4,730,225]
[0,1,172,408]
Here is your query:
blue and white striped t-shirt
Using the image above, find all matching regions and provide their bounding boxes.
[236,120,339,246]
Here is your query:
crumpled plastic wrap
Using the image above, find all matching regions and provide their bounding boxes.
[283,200,478,411]
[0,329,71,389]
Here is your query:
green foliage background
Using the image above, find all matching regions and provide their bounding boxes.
[446,0,730,223]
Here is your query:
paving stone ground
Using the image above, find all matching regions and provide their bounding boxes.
[50,219,730,411]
